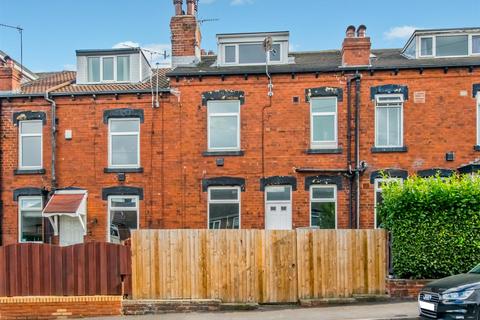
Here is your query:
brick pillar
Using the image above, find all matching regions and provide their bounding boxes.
[341,25,371,67]
[0,59,22,92]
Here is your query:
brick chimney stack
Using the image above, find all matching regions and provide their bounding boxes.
[0,57,22,92]
[170,0,202,67]
[341,24,371,67]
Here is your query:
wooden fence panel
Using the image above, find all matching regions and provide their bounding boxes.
[0,242,131,297]
[131,229,387,303]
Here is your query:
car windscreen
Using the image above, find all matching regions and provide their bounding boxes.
[469,264,480,274]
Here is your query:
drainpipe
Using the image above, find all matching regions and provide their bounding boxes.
[43,80,74,192]
[354,74,362,229]
[346,73,361,229]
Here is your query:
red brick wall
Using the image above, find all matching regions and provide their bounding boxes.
[386,278,432,299]
[1,67,480,244]
[0,66,21,92]
[0,296,122,319]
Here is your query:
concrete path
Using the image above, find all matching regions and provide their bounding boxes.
[89,302,419,320]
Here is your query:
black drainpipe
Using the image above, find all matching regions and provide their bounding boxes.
[44,93,57,191]
[354,74,361,229]
[346,73,361,229]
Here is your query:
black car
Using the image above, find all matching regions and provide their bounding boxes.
[419,264,480,319]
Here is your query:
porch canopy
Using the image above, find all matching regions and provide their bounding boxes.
[42,190,87,236]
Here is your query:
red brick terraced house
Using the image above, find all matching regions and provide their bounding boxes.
[1,0,480,245]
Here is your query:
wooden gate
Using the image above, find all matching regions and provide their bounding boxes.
[131,229,387,303]
[0,242,131,297]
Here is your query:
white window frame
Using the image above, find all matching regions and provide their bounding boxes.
[309,185,337,229]
[18,196,43,243]
[419,36,434,57]
[207,100,241,151]
[310,97,338,149]
[375,94,404,148]
[108,118,141,169]
[477,94,480,146]
[87,55,131,83]
[207,186,241,229]
[264,185,292,204]
[107,195,139,242]
[374,178,402,229]
[222,42,283,66]
[18,120,43,170]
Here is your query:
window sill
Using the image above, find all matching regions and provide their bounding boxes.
[14,168,46,175]
[474,145,480,151]
[202,150,245,157]
[371,146,408,153]
[104,167,144,173]
[306,148,343,154]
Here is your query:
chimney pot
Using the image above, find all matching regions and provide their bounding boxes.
[357,25,367,37]
[186,0,196,15]
[173,0,183,16]
[346,25,356,38]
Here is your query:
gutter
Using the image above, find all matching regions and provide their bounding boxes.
[0,88,171,99]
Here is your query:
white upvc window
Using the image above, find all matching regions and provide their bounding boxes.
[310,97,337,149]
[477,94,480,146]
[310,185,337,229]
[208,186,240,229]
[108,195,139,243]
[87,55,130,83]
[207,100,241,151]
[375,94,404,148]
[419,36,433,57]
[374,178,402,229]
[108,118,140,168]
[222,42,282,65]
[18,196,43,243]
[472,35,480,55]
[19,120,43,170]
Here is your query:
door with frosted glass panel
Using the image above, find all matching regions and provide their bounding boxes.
[265,186,292,230]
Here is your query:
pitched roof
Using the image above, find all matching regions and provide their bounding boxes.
[168,49,480,77]
[11,68,170,96]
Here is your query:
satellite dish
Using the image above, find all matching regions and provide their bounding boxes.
[263,36,273,52]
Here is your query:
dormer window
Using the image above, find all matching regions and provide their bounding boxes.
[87,56,130,83]
[76,48,150,84]
[403,28,480,59]
[217,31,289,66]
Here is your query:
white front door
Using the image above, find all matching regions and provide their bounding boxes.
[59,216,84,246]
[265,186,292,230]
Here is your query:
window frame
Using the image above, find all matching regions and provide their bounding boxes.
[18,196,43,243]
[419,36,434,57]
[471,34,480,56]
[309,185,337,229]
[310,96,338,149]
[374,178,402,229]
[87,55,131,83]
[374,94,404,148]
[207,100,241,151]
[222,42,282,66]
[18,120,43,170]
[107,195,139,243]
[108,118,141,169]
[207,186,241,230]
[435,34,469,58]
[477,93,480,146]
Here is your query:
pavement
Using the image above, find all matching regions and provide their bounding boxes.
[88,301,419,320]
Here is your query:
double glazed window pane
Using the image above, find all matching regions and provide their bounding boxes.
[88,57,100,82]
[110,209,138,241]
[210,188,238,201]
[20,121,42,168]
[225,45,236,63]
[421,37,433,56]
[312,187,335,200]
[266,186,291,201]
[110,119,140,167]
[110,197,137,208]
[239,43,265,64]
[102,57,114,81]
[20,197,42,243]
[117,56,130,81]
[473,36,480,54]
[311,202,335,229]
[436,35,468,57]
[208,101,240,150]
[376,107,401,147]
[269,43,281,61]
[311,98,336,145]
[209,203,239,229]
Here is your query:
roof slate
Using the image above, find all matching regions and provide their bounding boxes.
[168,49,480,76]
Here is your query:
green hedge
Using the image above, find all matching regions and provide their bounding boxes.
[378,174,480,279]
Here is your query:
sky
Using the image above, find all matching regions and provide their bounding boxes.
[1,0,480,72]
